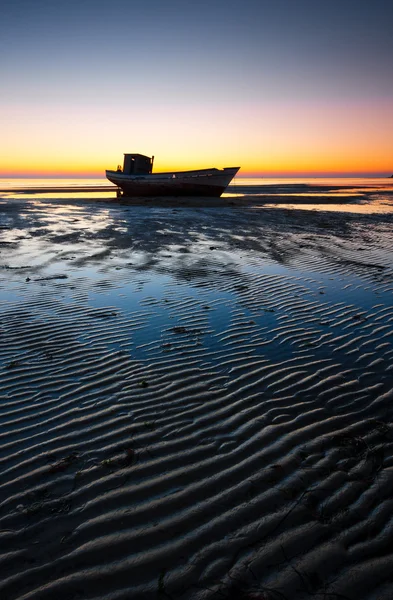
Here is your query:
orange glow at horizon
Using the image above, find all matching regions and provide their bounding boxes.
[1,100,392,178]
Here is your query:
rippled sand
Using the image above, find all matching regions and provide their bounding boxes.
[1,199,393,600]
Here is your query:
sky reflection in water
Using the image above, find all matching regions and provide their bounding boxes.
[1,201,391,369]
[1,177,393,214]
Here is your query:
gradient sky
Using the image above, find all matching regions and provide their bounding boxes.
[1,0,392,176]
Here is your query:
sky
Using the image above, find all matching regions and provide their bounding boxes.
[1,0,392,177]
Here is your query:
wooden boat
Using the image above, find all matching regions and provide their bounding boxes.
[106,154,240,197]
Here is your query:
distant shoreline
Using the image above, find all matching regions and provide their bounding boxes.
[2,181,393,194]
[1,174,392,179]
[0,185,116,193]
[1,179,392,215]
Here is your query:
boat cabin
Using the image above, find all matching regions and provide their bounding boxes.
[122,154,154,175]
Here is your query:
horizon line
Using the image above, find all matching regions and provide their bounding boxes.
[1,172,392,179]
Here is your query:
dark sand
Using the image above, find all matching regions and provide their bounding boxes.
[0,198,393,599]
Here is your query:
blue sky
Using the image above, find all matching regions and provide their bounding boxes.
[1,0,392,175]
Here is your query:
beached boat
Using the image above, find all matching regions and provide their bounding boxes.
[106,154,240,197]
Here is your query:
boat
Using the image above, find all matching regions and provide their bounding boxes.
[106,154,240,197]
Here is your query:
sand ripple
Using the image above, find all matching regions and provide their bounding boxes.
[0,201,393,599]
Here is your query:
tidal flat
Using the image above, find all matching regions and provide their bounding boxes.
[0,198,393,600]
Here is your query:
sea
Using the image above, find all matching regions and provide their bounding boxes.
[0,177,393,213]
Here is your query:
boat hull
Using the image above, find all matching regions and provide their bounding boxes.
[105,167,240,197]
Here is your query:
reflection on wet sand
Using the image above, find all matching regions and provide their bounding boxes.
[0,198,393,600]
[1,199,392,278]
[1,177,393,215]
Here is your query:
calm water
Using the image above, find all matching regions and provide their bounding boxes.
[1,177,393,213]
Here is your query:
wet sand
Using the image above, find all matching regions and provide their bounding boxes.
[0,198,393,600]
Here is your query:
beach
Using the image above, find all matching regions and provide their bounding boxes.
[1,195,393,599]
